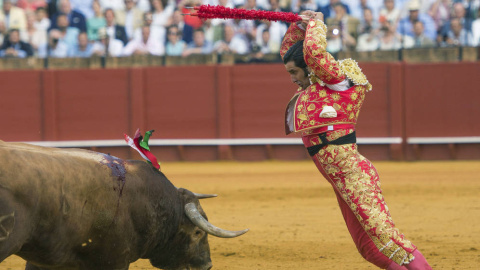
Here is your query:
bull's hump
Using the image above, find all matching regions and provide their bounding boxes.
[58,149,115,163]
[1,142,118,164]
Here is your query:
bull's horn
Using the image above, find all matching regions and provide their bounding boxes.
[175,187,217,199]
[184,202,249,238]
[194,193,218,199]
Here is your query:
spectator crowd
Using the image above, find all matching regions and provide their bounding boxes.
[0,0,479,58]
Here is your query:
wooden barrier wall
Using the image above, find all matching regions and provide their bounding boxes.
[0,62,479,161]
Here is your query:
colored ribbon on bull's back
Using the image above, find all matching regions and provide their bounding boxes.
[124,129,161,170]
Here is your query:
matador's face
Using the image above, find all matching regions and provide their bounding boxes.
[285,61,310,90]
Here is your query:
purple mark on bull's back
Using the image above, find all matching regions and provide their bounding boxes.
[100,154,127,196]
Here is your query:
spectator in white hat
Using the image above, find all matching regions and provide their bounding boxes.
[396,0,437,41]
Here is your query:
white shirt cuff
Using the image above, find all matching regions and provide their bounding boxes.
[326,79,351,91]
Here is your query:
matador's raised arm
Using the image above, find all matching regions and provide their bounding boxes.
[281,17,372,91]
[303,19,346,85]
[280,22,306,60]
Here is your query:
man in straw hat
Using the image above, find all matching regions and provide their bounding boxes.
[397,0,436,41]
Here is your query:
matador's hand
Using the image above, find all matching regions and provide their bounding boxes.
[313,12,324,22]
[299,11,324,28]
[299,10,315,28]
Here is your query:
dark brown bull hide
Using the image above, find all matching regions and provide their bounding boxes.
[0,141,247,270]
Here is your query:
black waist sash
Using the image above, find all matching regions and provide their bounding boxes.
[306,131,357,157]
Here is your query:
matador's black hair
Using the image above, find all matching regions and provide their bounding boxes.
[283,40,308,75]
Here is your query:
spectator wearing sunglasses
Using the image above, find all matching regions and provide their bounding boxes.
[165,24,185,56]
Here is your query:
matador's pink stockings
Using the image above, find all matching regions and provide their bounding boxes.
[387,261,407,270]
[334,188,433,270]
[405,250,433,270]
[387,250,433,270]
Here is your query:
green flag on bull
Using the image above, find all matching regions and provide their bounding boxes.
[139,130,154,151]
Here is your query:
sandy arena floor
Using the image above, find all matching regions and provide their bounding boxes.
[1,160,479,270]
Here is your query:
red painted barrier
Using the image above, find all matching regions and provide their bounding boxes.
[0,62,478,161]
[403,62,480,159]
[0,70,43,141]
[404,62,480,137]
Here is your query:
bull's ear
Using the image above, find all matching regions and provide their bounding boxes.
[184,202,249,238]
[193,193,217,199]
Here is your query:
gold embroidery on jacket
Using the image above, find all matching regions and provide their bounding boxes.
[292,83,366,133]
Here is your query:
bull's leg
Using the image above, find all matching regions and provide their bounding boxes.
[0,212,15,242]
[0,190,29,263]
[25,262,48,270]
[104,264,129,270]
[26,262,131,270]
[81,264,130,270]
[26,262,130,270]
[0,211,15,262]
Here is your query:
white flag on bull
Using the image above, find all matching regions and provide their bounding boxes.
[124,129,161,170]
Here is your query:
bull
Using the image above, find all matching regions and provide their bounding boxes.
[0,140,248,270]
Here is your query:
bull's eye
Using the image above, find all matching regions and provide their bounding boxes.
[195,230,203,236]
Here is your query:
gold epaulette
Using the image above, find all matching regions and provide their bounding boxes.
[339,59,372,91]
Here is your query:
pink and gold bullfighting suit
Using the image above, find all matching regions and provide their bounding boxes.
[281,19,417,268]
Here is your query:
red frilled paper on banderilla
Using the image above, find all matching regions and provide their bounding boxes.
[186,5,303,23]
[124,129,161,170]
